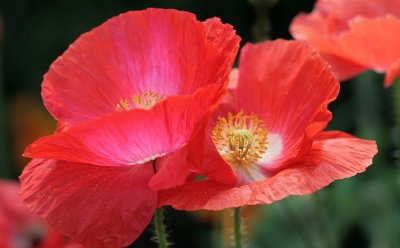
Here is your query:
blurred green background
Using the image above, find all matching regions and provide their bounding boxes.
[0,0,399,247]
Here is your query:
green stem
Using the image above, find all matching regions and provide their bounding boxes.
[152,159,168,248]
[234,207,242,248]
[154,207,168,248]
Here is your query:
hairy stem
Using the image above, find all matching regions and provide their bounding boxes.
[152,159,169,248]
[154,207,168,248]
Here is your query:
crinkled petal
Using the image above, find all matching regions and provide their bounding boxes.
[203,18,241,67]
[20,159,156,247]
[43,9,240,125]
[158,131,377,210]
[25,84,222,166]
[236,40,339,170]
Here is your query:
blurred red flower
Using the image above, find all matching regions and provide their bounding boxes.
[0,180,81,248]
[158,39,378,210]
[290,0,400,87]
[20,8,240,247]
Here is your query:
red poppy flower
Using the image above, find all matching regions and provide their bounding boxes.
[158,39,378,211]
[20,8,240,247]
[0,180,81,248]
[290,0,400,87]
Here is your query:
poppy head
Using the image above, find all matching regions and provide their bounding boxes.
[158,39,378,210]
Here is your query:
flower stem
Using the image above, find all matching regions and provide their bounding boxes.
[234,207,242,248]
[151,159,168,248]
[154,207,168,248]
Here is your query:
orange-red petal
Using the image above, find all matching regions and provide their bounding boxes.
[335,16,400,76]
[236,40,339,170]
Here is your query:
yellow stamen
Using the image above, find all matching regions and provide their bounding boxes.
[116,90,164,111]
[212,111,268,168]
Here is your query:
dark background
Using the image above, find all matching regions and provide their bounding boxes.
[1,0,399,247]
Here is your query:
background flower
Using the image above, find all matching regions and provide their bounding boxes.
[0,180,81,248]
[290,0,400,87]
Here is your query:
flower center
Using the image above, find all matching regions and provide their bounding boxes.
[116,90,164,111]
[212,111,268,168]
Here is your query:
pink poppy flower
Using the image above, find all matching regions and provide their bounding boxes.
[158,39,378,210]
[20,8,240,247]
[290,0,400,87]
[0,180,81,248]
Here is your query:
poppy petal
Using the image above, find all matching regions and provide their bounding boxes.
[148,146,192,191]
[314,130,355,139]
[149,126,238,191]
[335,15,400,79]
[181,127,239,185]
[236,40,339,169]
[385,61,400,87]
[290,12,334,50]
[195,130,238,185]
[315,0,400,26]
[43,9,239,126]
[290,13,367,81]
[20,159,156,247]
[291,2,400,86]
[24,84,221,166]
[158,131,377,210]
[203,18,241,65]
[295,0,400,36]
[319,53,367,81]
